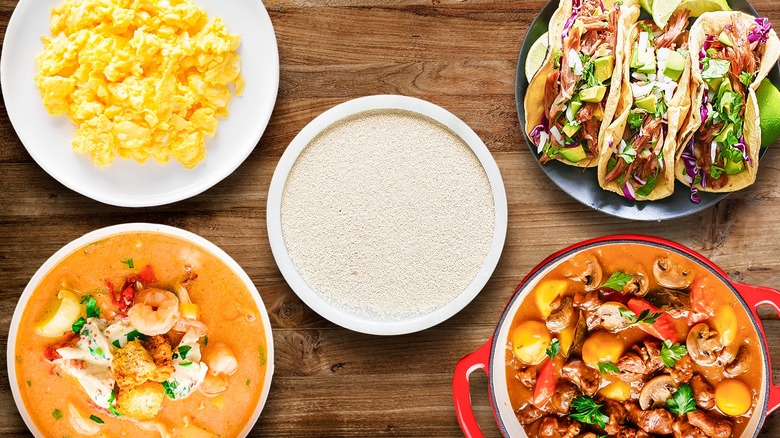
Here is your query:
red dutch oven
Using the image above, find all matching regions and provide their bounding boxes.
[453,235,780,437]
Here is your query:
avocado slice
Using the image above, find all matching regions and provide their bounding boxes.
[724,158,744,175]
[705,76,723,91]
[593,104,605,121]
[562,121,581,138]
[637,49,656,75]
[559,145,587,163]
[631,45,644,70]
[714,124,734,143]
[663,50,686,81]
[594,55,615,83]
[718,31,734,47]
[579,85,607,103]
[719,77,732,94]
[570,100,583,115]
[635,94,658,113]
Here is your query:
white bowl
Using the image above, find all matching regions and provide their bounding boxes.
[266,95,508,335]
[7,223,275,437]
[0,0,279,207]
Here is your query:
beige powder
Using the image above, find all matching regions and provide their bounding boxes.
[280,109,494,320]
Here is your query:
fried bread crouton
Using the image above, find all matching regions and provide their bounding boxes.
[142,335,174,382]
[115,381,165,420]
[112,341,157,388]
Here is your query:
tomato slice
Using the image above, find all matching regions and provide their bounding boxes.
[627,298,680,343]
[531,357,559,408]
[688,276,715,326]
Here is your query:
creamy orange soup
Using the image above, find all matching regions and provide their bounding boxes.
[14,232,268,437]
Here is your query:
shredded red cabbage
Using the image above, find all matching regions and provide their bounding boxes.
[562,0,582,40]
[622,183,636,201]
[734,135,753,167]
[680,138,703,203]
[599,0,605,12]
[699,34,716,67]
[700,92,709,123]
[529,113,550,144]
[749,17,772,46]
[564,141,581,148]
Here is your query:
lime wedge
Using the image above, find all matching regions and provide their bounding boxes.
[652,0,683,28]
[757,79,780,147]
[677,0,728,18]
[525,31,549,82]
[640,0,654,15]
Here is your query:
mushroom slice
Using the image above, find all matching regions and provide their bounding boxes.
[546,296,575,333]
[653,257,693,289]
[724,345,751,378]
[687,323,723,366]
[639,375,677,410]
[623,272,649,296]
[595,302,629,331]
[564,255,603,291]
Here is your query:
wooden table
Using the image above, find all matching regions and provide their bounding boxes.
[1,0,779,436]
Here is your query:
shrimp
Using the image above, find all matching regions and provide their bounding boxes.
[172,283,208,336]
[202,343,238,376]
[127,288,180,336]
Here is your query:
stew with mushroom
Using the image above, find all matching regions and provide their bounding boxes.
[506,244,760,437]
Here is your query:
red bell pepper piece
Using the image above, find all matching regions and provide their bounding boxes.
[688,276,715,326]
[532,357,559,408]
[627,298,680,343]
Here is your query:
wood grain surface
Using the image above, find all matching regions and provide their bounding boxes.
[1,0,779,436]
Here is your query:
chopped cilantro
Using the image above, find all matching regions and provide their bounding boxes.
[627,110,644,130]
[710,165,725,179]
[109,405,122,417]
[53,409,63,420]
[89,415,104,424]
[740,71,756,87]
[162,380,178,399]
[80,295,99,318]
[202,335,209,347]
[126,330,145,342]
[112,340,120,349]
[546,338,561,360]
[259,345,267,366]
[246,379,251,386]
[26,381,31,387]
[618,145,637,164]
[654,99,668,119]
[120,258,134,269]
[72,317,86,334]
[178,345,192,360]
[640,23,655,40]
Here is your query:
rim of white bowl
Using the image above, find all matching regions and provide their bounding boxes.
[266,95,508,335]
[7,223,275,437]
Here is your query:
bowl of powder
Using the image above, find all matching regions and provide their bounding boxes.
[267,95,507,335]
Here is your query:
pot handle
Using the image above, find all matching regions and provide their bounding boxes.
[734,282,780,414]
[453,340,492,438]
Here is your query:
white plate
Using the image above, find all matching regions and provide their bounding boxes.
[7,223,275,437]
[267,95,508,335]
[1,0,279,207]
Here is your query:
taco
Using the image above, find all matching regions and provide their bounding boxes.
[675,11,780,199]
[598,10,694,201]
[525,0,640,167]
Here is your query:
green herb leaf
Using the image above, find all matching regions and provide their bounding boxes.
[72,317,86,334]
[677,48,690,58]
[112,339,120,349]
[636,174,659,198]
[52,409,63,420]
[654,99,668,120]
[246,379,251,386]
[597,361,620,374]
[702,59,730,80]
[619,308,663,325]
[546,338,561,360]
[740,71,756,87]
[89,415,104,424]
[202,335,209,347]
[607,156,618,173]
[108,405,122,417]
[570,396,609,429]
[667,384,697,414]
[600,272,634,291]
[618,145,637,164]
[179,362,193,367]
[120,258,134,269]
[640,23,655,40]
[162,380,178,399]
[178,345,192,360]
[26,381,31,387]
[554,50,563,68]
[126,330,145,342]
[660,340,688,368]
[81,295,99,318]
[259,345,267,366]
[710,165,725,179]
[627,110,644,130]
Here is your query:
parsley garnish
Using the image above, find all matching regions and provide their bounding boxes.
[81,295,99,318]
[570,396,609,428]
[740,71,756,87]
[600,271,633,291]
[89,415,104,424]
[660,340,688,368]
[52,409,63,420]
[162,380,178,399]
[597,361,620,374]
[627,110,644,130]
[72,317,86,334]
[259,345,267,366]
[120,258,134,269]
[109,405,122,417]
[112,339,120,349]
[619,307,662,325]
[640,23,655,40]
[654,99,668,119]
[126,330,145,342]
[618,145,637,164]
[178,345,192,360]
[667,384,697,414]
[546,338,561,360]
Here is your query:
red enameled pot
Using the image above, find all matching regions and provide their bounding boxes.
[453,235,780,437]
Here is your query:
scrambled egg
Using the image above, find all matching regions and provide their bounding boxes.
[35,0,244,168]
